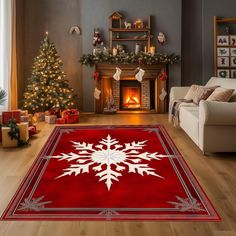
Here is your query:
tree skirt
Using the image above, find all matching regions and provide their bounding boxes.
[1,126,220,221]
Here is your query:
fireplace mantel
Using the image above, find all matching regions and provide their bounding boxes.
[94,63,168,114]
[96,63,166,78]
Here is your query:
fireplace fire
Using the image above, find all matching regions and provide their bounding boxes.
[122,87,141,109]
[120,80,141,110]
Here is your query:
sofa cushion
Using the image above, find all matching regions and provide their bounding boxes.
[192,86,217,104]
[207,87,235,102]
[179,106,199,145]
[206,77,236,102]
[184,84,200,100]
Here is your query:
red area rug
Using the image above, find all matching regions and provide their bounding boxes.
[1,125,220,221]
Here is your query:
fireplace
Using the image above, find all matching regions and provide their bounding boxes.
[120,80,141,110]
[94,63,168,114]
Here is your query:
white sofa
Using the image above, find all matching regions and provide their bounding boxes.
[169,77,236,154]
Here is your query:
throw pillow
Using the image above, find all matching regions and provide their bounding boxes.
[184,84,201,100]
[193,86,218,104]
[207,87,235,102]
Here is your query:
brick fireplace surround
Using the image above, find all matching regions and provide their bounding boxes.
[95,63,167,113]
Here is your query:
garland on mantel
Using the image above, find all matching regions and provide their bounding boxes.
[80,52,180,67]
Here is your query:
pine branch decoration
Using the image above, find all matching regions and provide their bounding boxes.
[80,52,180,67]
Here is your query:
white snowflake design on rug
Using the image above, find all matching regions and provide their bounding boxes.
[52,134,166,190]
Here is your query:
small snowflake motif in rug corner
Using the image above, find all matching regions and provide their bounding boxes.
[167,196,205,212]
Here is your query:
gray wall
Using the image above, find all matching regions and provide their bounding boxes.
[81,0,182,111]
[17,0,83,108]
[182,0,236,85]
[181,0,202,86]
[17,0,182,112]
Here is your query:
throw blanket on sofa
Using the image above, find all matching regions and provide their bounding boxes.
[169,99,193,127]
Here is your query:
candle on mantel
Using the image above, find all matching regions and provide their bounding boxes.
[150,46,155,55]
[113,47,118,56]
[144,46,147,53]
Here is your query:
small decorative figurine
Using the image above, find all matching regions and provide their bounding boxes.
[134,19,144,29]
[157,32,166,45]
[93,29,103,47]
[124,21,132,29]
[69,26,81,35]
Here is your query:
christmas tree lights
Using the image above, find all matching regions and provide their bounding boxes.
[22,32,76,112]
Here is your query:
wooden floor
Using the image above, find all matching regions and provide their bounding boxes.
[0,114,236,236]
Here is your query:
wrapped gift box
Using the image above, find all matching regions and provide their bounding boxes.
[19,122,29,142]
[28,114,33,126]
[45,115,57,124]
[2,122,29,147]
[34,112,45,122]
[29,125,37,136]
[20,110,28,116]
[56,118,66,124]
[20,115,29,123]
[45,108,61,118]
[2,111,21,124]
[62,109,79,124]
[2,127,18,147]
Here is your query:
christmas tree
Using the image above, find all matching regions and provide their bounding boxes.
[22,32,76,112]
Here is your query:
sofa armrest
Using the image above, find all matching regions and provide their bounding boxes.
[169,87,190,104]
[199,100,236,125]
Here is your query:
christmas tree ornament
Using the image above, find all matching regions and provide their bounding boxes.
[94,87,101,100]
[113,67,122,81]
[135,67,145,82]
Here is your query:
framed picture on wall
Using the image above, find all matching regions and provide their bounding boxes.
[217,35,229,46]
[230,70,236,78]
[217,69,230,78]
[231,57,236,66]
[217,57,229,67]
[217,48,229,56]
[230,35,236,46]
[230,48,236,56]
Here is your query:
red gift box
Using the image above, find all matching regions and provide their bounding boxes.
[56,118,66,124]
[2,111,21,124]
[62,109,79,124]
[45,108,61,118]
[29,125,37,136]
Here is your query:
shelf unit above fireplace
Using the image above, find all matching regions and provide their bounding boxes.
[109,14,151,52]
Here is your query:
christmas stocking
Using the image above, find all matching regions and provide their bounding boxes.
[94,87,101,100]
[159,88,167,101]
[113,67,122,81]
[135,68,145,82]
